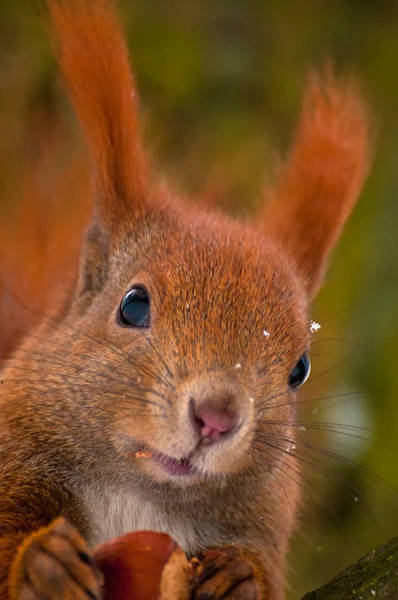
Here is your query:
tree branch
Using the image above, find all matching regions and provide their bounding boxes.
[301,536,398,600]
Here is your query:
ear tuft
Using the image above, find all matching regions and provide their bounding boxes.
[261,66,372,297]
[47,0,149,230]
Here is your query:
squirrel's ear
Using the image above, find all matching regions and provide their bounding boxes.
[260,68,372,298]
[48,0,150,232]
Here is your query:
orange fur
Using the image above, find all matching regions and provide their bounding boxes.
[0,128,90,362]
[48,0,149,226]
[262,67,371,296]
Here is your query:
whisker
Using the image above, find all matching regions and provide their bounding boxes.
[306,349,357,383]
[252,439,346,531]
[0,283,77,345]
[255,459,294,514]
[309,337,357,348]
[258,390,370,412]
[2,362,170,414]
[281,434,398,497]
[4,347,172,406]
[315,309,350,325]
[256,431,383,534]
[11,330,67,348]
[258,419,376,440]
[64,319,176,391]
[145,337,175,381]
[2,286,175,392]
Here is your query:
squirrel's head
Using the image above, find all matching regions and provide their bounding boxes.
[23,0,369,491]
[70,208,309,483]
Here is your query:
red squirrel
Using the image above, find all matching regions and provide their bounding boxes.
[0,1,371,598]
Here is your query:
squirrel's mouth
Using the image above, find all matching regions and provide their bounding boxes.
[130,447,199,478]
[151,451,195,477]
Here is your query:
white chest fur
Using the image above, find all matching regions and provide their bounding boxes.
[80,485,224,554]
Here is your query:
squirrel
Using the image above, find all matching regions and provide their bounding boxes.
[0,1,371,599]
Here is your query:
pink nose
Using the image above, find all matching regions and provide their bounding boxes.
[194,406,239,440]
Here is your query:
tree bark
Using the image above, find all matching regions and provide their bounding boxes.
[301,536,398,600]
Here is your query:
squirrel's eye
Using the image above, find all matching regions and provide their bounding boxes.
[119,286,150,328]
[289,353,311,389]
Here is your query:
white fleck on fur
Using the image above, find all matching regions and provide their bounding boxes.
[310,320,321,332]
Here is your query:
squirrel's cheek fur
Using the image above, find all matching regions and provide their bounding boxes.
[0,0,372,599]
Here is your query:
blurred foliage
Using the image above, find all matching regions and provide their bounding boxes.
[1,1,398,598]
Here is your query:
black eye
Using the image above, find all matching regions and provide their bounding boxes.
[289,353,311,389]
[119,286,150,328]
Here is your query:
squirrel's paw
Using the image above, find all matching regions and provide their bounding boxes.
[11,517,103,600]
[190,545,264,599]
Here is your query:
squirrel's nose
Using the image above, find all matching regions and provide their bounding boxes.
[193,401,240,440]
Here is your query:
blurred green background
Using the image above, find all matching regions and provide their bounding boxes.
[1,1,398,597]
